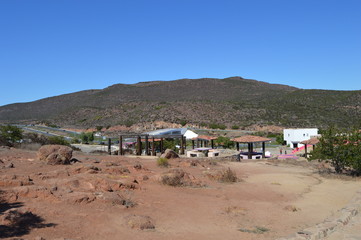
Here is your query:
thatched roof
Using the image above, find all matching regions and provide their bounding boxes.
[232,135,271,143]
[192,135,218,141]
[300,138,319,145]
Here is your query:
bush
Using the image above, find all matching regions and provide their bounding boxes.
[161,169,186,186]
[179,120,187,126]
[0,125,23,146]
[310,127,361,175]
[47,136,70,146]
[215,136,233,148]
[157,158,169,167]
[231,125,240,130]
[219,168,238,183]
[209,123,226,130]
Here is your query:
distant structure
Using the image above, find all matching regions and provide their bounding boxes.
[283,128,319,148]
[145,128,198,139]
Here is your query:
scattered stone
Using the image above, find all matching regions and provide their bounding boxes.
[133,163,142,170]
[37,145,73,165]
[34,237,46,240]
[65,192,96,204]
[105,162,119,167]
[70,158,81,164]
[284,205,301,212]
[0,174,34,187]
[5,162,14,168]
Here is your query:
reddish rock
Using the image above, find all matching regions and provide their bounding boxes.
[160,149,179,159]
[37,145,73,165]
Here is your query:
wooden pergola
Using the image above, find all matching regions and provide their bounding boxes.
[192,135,218,149]
[300,137,319,157]
[232,135,271,159]
[116,133,187,156]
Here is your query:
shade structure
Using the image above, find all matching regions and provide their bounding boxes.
[300,138,319,145]
[231,135,271,159]
[192,135,218,149]
[232,135,272,143]
[300,137,319,157]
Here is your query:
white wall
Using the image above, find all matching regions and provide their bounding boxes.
[184,130,198,139]
[283,128,318,148]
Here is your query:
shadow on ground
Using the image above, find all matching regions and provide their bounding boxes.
[0,190,56,238]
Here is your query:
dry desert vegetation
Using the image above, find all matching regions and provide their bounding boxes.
[1,146,361,240]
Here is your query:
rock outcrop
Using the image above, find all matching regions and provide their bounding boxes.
[37,145,73,165]
[160,149,179,159]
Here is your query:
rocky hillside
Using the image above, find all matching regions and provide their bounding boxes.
[0,77,360,129]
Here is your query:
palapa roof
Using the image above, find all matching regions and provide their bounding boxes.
[300,137,319,145]
[192,135,218,141]
[232,135,271,143]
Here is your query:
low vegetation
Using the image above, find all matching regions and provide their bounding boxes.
[157,158,169,167]
[3,77,360,129]
[161,169,186,186]
[239,226,270,234]
[218,168,238,183]
[0,125,23,146]
[310,127,361,175]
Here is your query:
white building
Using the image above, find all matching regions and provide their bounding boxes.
[283,128,319,148]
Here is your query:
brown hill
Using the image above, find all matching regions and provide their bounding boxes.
[0,77,360,129]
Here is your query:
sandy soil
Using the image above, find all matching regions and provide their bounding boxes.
[0,147,360,240]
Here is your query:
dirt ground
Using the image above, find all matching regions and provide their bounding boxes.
[1,147,360,240]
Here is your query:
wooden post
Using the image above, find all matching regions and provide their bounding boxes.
[262,142,265,158]
[108,138,111,155]
[192,140,195,149]
[160,138,164,153]
[145,135,149,155]
[119,136,123,155]
[248,143,252,159]
[180,136,184,155]
[137,136,141,155]
[211,139,214,149]
[304,144,308,158]
[236,142,240,151]
[184,137,187,153]
[196,139,199,148]
[152,137,156,156]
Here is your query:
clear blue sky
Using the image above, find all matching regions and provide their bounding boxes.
[1,0,360,106]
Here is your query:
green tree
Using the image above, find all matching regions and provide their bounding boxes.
[310,127,361,174]
[0,125,23,146]
[80,132,94,144]
[215,136,233,148]
[276,134,284,145]
[179,120,187,126]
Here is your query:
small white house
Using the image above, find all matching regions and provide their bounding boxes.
[283,128,318,148]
